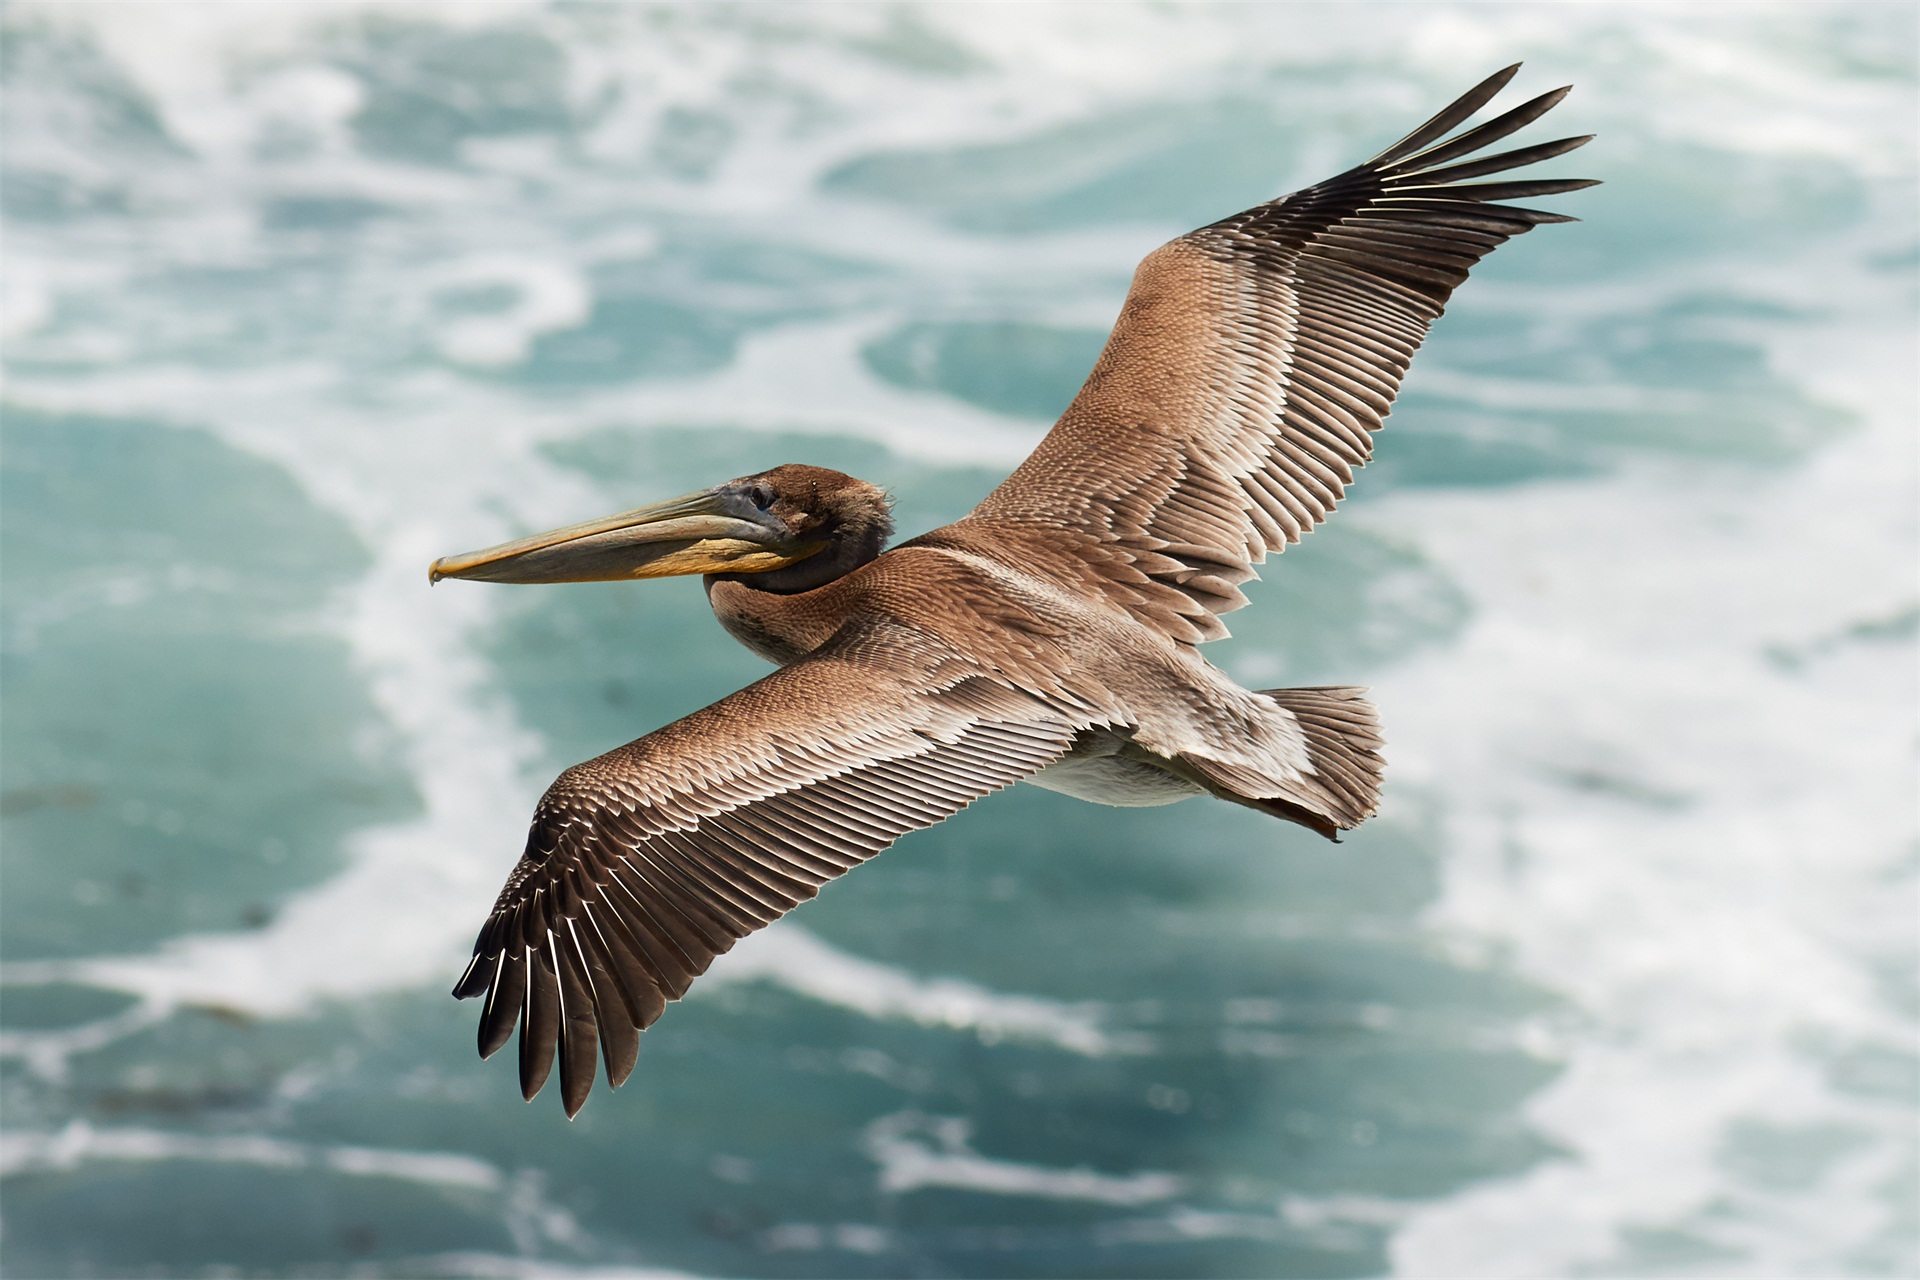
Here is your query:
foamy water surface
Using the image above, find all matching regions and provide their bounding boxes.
[2,4,1914,1276]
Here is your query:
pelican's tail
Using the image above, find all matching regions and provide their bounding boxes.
[1260,687,1384,832]
[1177,686,1384,840]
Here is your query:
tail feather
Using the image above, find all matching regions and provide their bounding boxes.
[1260,686,1384,833]
[1169,686,1385,841]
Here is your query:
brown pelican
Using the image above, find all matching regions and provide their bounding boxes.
[433,65,1595,1116]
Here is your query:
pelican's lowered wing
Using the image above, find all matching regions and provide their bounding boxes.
[964,65,1597,644]
[452,618,1082,1116]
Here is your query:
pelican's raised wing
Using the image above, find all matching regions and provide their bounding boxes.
[964,66,1596,644]
[452,619,1083,1116]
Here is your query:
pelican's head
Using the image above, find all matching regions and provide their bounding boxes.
[430,464,893,593]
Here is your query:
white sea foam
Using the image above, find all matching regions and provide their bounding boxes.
[395,1254,701,1280]
[1090,1195,1416,1250]
[761,1221,892,1254]
[0,257,50,342]
[0,1121,627,1264]
[414,254,595,368]
[0,1120,503,1190]
[0,995,169,1082]
[862,1110,1187,1204]
[558,317,1045,465]
[707,922,1134,1056]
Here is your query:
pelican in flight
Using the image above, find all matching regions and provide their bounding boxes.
[434,66,1595,1115]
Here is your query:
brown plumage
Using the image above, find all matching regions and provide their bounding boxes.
[433,65,1597,1116]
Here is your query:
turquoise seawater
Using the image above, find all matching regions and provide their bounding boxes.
[2,5,1915,1276]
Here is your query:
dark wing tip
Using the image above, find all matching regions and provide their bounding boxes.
[519,1055,546,1102]
[518,952,560,1102]
[479,1013,513,1059]
[1367,63,1525,168]
[555,939,600,1118]
[1413,84,1573,161]
[451,953,490,1000]
[1400,134,1597,189]
[1480,62,1524,96]
[478,950,522,1059]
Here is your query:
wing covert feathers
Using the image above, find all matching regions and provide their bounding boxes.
[453,623,1081,1116]
[965,68,1596,645]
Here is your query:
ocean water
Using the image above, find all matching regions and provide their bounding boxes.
[1,4,1914,1276]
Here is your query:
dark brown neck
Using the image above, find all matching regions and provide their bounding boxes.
[704,576,851,666]
[702,504,891,664]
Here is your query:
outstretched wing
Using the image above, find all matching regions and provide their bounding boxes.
[964,65,1597,644]
[452,619,1083,1116]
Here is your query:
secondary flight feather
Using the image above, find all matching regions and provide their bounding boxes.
[431,65,1596,1116]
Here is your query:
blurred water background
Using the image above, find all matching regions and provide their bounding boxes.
[1,4,1915,1276]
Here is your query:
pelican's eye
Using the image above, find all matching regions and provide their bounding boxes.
[748,484,774,511]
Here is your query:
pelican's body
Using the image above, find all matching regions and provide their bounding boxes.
[691,503,1370,830]
[433,67,1597,1115]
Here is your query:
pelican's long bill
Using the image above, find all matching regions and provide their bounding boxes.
[429,487,824,584]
